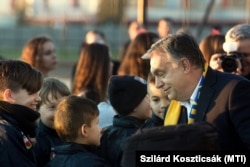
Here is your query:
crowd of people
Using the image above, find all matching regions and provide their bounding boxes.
[1,17,250,167]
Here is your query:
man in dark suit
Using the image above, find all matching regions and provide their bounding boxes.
[142,33,250,150]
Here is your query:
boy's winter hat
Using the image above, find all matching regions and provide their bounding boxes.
[108,75,147,116]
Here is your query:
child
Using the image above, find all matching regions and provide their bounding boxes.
[34,77,71,167]
[46,95,110,167]
[143,73,170,127]
[0,60,43,167]
[97,75,152,167]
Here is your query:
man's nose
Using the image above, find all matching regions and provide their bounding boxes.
[155,77,163,88]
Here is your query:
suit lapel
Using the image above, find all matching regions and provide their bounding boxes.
[195,67,216,122]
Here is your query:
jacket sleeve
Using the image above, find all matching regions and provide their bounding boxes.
[229,79,250,149]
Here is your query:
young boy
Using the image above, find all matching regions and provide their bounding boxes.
[34,77,71,167]
[143,73,170,127]
[98,75,152,167]
[0,60,43,166]
[46,95,110,167]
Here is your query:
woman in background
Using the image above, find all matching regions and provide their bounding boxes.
[118,32,159,80]
[199,34,225,65]
[21,35,57,77]
[72,43,112,104]
[72,43,115,128]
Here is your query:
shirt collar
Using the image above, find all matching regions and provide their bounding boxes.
[180,76,202,112]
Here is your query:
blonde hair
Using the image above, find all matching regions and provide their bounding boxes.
[38,77,71,109]
[54,96,99,142]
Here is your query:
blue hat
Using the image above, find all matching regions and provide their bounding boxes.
[108,75,147,116]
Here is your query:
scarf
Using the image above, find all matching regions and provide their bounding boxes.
[0,101,40,137]
[164,63,208,125]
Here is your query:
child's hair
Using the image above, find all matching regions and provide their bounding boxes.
[0,60,43,100]
[147,72,155,85]
[54,95,99,142]
[38,77,71,109]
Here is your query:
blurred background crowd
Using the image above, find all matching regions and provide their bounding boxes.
[1,1,250,166]
[0,0,249,86]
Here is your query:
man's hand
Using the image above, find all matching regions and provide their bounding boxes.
[210,53,242,75]
[209,53,224,72]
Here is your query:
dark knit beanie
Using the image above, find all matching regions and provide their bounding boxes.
[108,75,147,116]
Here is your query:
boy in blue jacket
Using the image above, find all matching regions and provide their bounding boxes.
[46,95,110,167]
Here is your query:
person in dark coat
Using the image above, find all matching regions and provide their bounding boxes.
[46,95,110,167]
[47,142,109,167]
[0,60,43,166]
[97,75,152,167]
[142,33,250,150]
[34,77,71,167]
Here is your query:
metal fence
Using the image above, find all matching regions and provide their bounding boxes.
[0,23,234,61]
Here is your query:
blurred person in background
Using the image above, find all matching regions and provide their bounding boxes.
[199,34,226,70]
[210,25,222,35]
[157,17,175,38]
[71,30,120,86]
[118,32,159,80]
[21,35,57,78]
[84,30,107,46]
[84,30,120,75]
[71,43,116,128]
[71,30,108,88]
[72,43,112,103]
[209,24,250,79]
[119,21,147,62]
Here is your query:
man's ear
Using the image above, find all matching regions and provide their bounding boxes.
[180,58,191,73]
[3,89,15,103]
[80,124,88,137]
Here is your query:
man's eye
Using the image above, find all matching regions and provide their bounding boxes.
[158,72,166,77]
[152,98,159,102]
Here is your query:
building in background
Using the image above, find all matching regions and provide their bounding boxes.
[0,0,249,61]
[0,0,248,26]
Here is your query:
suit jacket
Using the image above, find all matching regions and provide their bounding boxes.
[190,67,250,150]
